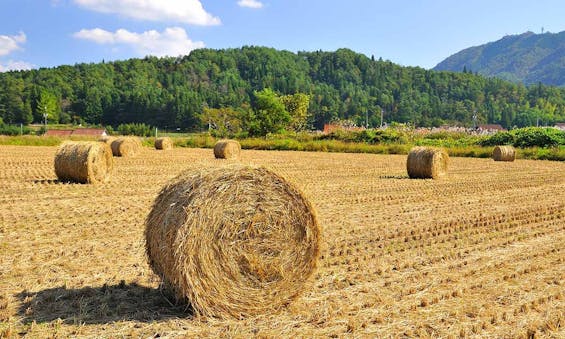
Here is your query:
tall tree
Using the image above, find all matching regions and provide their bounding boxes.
[36,90,60,124]
[280,93,310,131]
[252,88,290,136]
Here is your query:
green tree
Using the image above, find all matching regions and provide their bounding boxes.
[252,88,290,136]
[0,77,30,124]
[200,107,244,137]
[36,90,60,124]
[280,93,310,131]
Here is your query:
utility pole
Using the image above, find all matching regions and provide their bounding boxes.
[472,110,478,129]
[43,114,48,129]
[380,109,384,128]
[365,111,368,129]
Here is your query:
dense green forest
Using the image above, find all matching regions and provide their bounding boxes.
[434,31,565,87]
[1,46,564,134]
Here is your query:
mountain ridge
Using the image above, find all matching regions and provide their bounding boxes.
[433,31,565,86]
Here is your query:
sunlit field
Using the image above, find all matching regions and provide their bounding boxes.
[1,145,563,337]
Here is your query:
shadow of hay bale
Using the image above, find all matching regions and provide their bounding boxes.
[16,281,191,324]
[378,174,411,180]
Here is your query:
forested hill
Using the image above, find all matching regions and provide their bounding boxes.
[434,31,565,87]
[1,46,564,132]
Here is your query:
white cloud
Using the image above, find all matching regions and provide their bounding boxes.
[73,27,205,57]
[73,0,220,25]
[237,0,263,9]
[0,60,35,72]
[0,32,26,56]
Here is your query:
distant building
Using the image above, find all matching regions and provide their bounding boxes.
[43,129,73,137]
[44,128,107,138]
[477,124,506,134]
[71,128,107,137]
[554,123,565,131]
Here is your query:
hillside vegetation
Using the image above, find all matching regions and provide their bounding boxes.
[434,31,565,87]
[1,46,564,133]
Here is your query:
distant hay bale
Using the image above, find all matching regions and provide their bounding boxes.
[110,137,142,157]
[54,141,113,184]
[213,140,241,160]
[145,165,321,318]
[406,146,449,179]
[155,137,173,150]
[493,145,516,162]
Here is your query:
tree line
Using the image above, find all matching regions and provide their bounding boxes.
[0,46,564,135]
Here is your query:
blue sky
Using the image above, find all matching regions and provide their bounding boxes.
[1,0,564,72]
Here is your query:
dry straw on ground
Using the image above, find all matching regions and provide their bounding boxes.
[155,137,173,150]
[145,164,321,318]
[493,145,516,162]
[213,140,241,160]
[111,137,142,157]
[406,146,449,179]
[54,141,113,184]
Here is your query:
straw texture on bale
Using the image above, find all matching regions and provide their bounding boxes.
[493,145,516,162]
[145,165,321,318]
[213,139,241,160]
[110,137,141,157]
[54,141,113,184]
[406,146,449,179]
[155,137,173,150]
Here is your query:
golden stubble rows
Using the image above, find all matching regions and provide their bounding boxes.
[0,145,563,338]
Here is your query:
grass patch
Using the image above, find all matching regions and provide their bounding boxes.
[2,134,563,161]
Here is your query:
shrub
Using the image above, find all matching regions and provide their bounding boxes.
[116,123,153,137]
[479,131,514,146]
[512,127,565,148]
[480,127,565,148]
[0,124,33,136]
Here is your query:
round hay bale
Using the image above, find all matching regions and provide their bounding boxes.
[110,137,141,157]
[54,141,113,184]
[155,137,173,150]
[213,139,241,160]
[145,165,321,318]
[492,145,515,162]
[406,146,449,179]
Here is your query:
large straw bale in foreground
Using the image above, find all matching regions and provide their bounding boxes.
[155,137,173,150]
[493,145,516,162]
[54,141,113,184]
[406,146,449,179]
[145,165,321,318]
[213,140,241,159]
[110,137,141,157]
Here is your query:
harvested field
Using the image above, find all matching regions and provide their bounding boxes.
[0,145,564,338]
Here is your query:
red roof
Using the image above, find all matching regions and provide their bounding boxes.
[43,128,107,137]
[44,129,73,137]
[71,128,107,136]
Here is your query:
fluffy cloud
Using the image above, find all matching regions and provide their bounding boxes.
[0,32,26,56]
[237,0,264,9]
[73,0,220,25]
[0,60,35,72]
[73,27,205,57]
